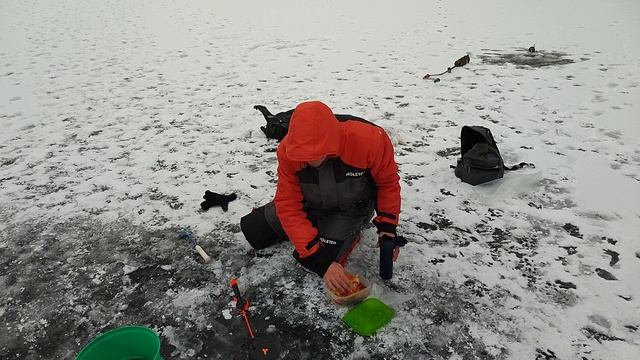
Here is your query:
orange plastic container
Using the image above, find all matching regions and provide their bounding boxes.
[325,275,371,305]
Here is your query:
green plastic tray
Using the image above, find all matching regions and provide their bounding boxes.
[342,298,394,336]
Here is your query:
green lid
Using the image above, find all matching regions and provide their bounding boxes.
[76,325,164,360]
[342,298,395,336]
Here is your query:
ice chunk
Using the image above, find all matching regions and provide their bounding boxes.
[222,309,232,320]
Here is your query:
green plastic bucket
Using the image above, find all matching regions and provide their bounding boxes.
[76,325,164,360]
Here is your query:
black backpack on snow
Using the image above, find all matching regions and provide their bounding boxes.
[253,104,371,142]
[254,105,293,142]
[453,126,533,185]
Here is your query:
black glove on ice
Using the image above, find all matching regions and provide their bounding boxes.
[293,237,342,277]
[200,191,237,212]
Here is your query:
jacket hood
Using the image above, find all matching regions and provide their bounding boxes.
[285,101,343,162]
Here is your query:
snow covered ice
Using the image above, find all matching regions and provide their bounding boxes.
[1,0,639,359]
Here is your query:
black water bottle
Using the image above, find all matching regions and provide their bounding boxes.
[379,235,395,280]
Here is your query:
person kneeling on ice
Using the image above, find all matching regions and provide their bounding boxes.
[241,100,404,294]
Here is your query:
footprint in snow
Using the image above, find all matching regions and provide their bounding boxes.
[595,268,617,281]
[554,280,576,289]
[562,223,583,239]
[603,249,620,266]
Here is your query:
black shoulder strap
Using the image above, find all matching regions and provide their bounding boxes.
[504,162,535,171]
[453,162,535,171]
[335,114,379,128]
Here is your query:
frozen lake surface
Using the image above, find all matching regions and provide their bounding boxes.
[1,0,639,358]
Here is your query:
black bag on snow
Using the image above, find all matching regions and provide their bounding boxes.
[453,126,504,185]
[254,105,371,142]
[453,126,534,185]
[254,105,293,142]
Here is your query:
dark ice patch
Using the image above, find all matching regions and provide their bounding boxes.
[535,348,558,360]
[405,174,424,181]
[561,246,577,255]
[539,281,578,307]
[417,222,438,231]
[554,280,577,289]
[581,327,624,343]
[148,187,184,209]
[479,50,576,68]
[1,157,18,166]
[0,201,481,360]
[440,188,454,196]
[475,222,542,287]
[488,228,510,250]
[0,216,241,359]
[528,202,542,209]
[463,278,490,298]
[151,159,178,172]
[487,208,504,218]
[403,289,508,359]
[403,174,424,186]
[436,147,460,158]
[520,178,576,210]
[562,223,583,238]
[430,211,453,230]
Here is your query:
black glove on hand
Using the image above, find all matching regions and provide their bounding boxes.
[293,237,342,277]
[377,234,407,248]
[200,191,237,212]
[393,235,408,247]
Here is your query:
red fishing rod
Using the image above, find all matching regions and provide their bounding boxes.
[230,278,278,359]
[231,278,255,339]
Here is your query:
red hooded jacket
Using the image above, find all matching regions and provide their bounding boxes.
[274,101,401,258]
